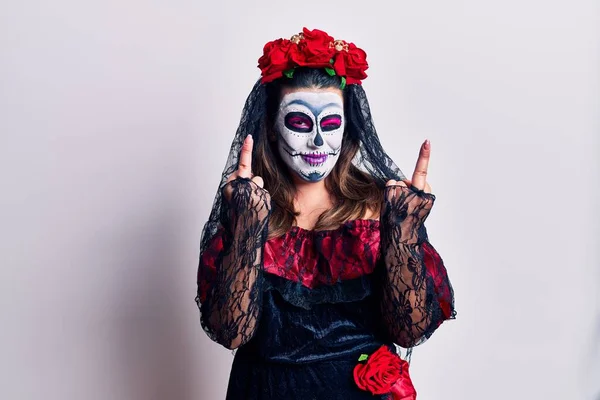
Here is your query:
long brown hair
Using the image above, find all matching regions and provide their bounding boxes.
[253,68,383,239]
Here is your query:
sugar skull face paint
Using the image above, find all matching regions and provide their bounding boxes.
[275,90,345,182]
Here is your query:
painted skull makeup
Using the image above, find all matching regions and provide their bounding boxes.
[275,91,345,182]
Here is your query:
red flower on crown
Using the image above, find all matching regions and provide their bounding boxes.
[257,27,369,86]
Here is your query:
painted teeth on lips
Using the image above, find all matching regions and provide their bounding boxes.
[301,153,328,166]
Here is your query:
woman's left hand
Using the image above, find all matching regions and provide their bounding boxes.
[386,139,432,193]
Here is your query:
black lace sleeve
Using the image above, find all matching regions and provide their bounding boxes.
[379,184,456,348]
[196,177,272,350]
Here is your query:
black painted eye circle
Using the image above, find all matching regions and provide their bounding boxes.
[285,112,313,133]
[320,114,342,132]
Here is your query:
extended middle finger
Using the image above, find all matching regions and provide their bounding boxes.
[411,140,430,190]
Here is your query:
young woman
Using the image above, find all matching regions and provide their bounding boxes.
[196,28,456,399]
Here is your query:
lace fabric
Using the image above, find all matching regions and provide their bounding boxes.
[197,177,271,349]
[378,184,456,348]
[195,77,456,382]
[197,83,406,270]
[196,177,455,351]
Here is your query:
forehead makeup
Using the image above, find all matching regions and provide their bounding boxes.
[282,98,341,117]
[279,91,343,117]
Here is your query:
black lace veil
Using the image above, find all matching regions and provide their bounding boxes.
[195,68,456,365]
[198,79,407,259]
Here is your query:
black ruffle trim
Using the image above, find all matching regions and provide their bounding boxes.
[263,272,374,310]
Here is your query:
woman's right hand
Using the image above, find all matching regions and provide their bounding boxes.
[222,135,271,220]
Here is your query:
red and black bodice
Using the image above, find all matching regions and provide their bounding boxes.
[196,178,455,399]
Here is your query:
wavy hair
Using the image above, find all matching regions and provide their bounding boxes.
[252,68,384,239]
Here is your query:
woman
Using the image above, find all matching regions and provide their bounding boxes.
[196,28,456,399]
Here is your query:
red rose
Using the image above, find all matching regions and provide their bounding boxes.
[295,27,335,68]
[353,345,417,399]
[257,27,369,85]
[333,42,368,85]
[344,43,368,84]
[258,38,299,83]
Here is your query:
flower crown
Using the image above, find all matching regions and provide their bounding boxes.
[258,28,369,89]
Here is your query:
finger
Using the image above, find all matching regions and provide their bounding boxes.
[386,179,408,187]
[251,175,264,188]
[411,139,430,190]
[238,134,253,179]
[405,178,432,193]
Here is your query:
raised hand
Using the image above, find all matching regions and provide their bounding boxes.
[382,139,434,243]
[223,134,267,201]
[386,139,432,193]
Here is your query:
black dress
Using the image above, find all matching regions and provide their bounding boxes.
[196,182,455,399]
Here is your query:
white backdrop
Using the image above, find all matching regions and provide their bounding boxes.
[1,1,598,399]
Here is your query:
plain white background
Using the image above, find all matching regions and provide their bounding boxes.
[1,1,598,399]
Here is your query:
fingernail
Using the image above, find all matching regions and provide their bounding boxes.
[424,139,430,149]
[247,134,253,140]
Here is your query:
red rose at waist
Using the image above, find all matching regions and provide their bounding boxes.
[353,345,417,399]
